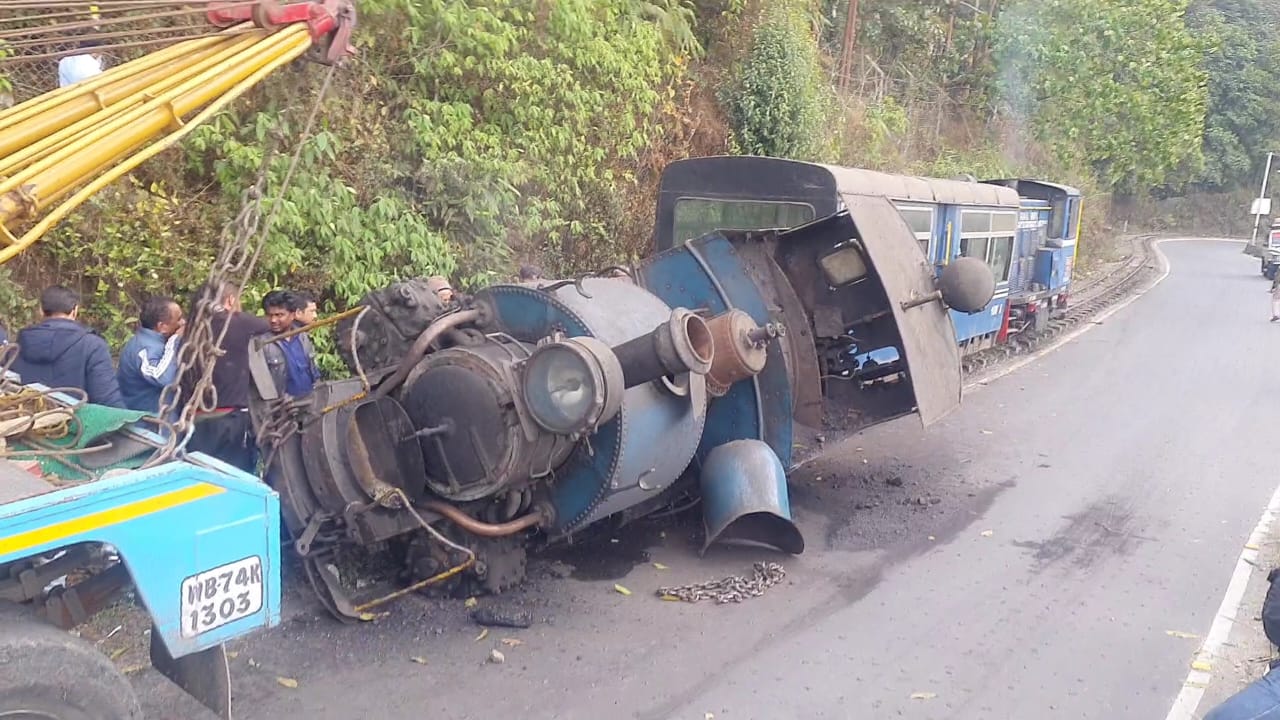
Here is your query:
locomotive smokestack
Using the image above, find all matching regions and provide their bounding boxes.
[611,307,714,388]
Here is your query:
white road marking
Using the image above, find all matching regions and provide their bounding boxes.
[1164,479,1280,720]
[946,235,1270,720]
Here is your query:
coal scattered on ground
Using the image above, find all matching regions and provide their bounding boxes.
[539,511,701,582]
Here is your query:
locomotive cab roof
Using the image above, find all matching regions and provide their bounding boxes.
[981,178,1082,200]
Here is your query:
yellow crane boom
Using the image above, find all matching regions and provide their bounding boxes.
[0,0,354,264]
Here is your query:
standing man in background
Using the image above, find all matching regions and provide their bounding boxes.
[293,290,318,326]
[57,40,104,88]
[1271,270,1280,322]
[117,295,184,416]
[58,6,104,89]
[185,281,269,473]
[11,286,123,407]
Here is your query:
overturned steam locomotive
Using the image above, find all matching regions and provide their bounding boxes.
[247,187,995,620]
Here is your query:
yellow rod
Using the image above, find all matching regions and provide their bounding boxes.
[0,40,262,179]
[1070,197,1084,272]
[0,44,233,175]
[0,31,269,195]
[0,35,225,134]
[0,28,293,209]
[0,32,314,264]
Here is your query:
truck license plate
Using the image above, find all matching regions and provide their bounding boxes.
[180,556,264,638]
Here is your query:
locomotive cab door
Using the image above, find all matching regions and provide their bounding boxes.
[839,194,965,426]
[773,194,966,429]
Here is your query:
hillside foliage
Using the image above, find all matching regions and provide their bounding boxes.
[0,0,1274,354]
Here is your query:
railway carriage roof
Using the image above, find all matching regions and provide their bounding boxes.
[660,156,1022,209]
[816,163,1019,208]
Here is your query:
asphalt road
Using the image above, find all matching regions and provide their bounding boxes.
[136,239,1280,720]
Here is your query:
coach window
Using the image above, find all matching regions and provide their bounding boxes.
[959,209,1016,282]
[672,198,816,244]
[958,210,990,262]
[1049,197,1067,240]
[896,205,934,256]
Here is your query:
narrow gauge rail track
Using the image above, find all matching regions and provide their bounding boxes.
[961,234,1159,376]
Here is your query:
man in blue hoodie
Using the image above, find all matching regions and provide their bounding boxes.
[12,286,123,407]
[116,295,184,416]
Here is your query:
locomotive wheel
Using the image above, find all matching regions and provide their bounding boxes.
[470,535,528,596]
[301,555,359,624]
[404,530,528,598]
[0,602,142,719]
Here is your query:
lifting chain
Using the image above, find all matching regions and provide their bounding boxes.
[150,169,271,456]
[147,64,337,466]
[656,561,786,605]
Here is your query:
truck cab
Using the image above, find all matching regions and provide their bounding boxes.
[1263,220,1280,279]
[0,373,281,719]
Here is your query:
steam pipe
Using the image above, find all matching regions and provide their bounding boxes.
[372,309,482,399]
[610,307,714,388]
[421,501,547,537]
[344,415,401,506]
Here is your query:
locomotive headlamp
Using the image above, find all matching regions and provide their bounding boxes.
[522,336,624,436]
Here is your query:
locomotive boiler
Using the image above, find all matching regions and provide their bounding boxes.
[247,194,994,620]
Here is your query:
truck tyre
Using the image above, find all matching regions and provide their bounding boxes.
[0,602,143,720]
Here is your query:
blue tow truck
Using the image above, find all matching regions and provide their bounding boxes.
[0,377,281,719]
[0,3,356,715]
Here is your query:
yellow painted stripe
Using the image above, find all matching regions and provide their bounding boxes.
[0,482,225,557]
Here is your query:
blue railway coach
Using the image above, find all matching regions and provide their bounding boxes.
[983,179,1082,339]
[654,156,1016,355]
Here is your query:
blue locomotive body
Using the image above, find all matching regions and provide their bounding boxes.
[255,172,994,619]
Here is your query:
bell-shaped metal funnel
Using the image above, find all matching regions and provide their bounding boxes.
[699,439,805,555]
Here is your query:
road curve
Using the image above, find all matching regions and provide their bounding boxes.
[653,238,1280,719]
[137,239,1280,720]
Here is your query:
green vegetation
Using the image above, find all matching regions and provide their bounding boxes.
[996,0,1208,192]
[1187,0,1280,192]
[722,4,832,161]
[2,0,1276,350]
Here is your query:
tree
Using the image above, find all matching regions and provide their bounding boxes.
[722,3,832,161]
[995,0,1209,193]
[1187,0,1280,191]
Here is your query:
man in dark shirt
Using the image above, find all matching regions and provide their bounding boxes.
[11,286,123,407]
[184,281,269,473]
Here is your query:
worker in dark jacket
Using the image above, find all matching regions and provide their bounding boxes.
[185,281,269,473]
[12,286,123,407]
